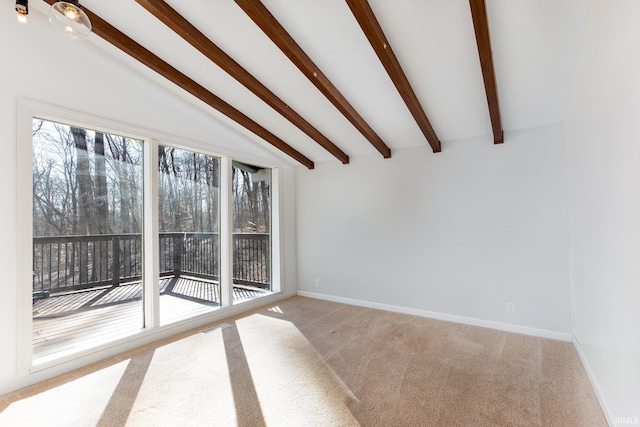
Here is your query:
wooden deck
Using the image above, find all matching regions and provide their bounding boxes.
[32,277,270,362]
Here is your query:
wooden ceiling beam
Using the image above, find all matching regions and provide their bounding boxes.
[234,0,391,159]
[136,0,349,165]
[469,0,503,144]
[345,0,441,153]
[41,0,314,169]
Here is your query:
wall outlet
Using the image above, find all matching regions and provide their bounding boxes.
[314,279,320,287]
[506,302,515,314]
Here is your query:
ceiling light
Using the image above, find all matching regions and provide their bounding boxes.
[15,0,28,24]
[48,1,91,40]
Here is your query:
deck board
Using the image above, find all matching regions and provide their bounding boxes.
[32,276,270,362]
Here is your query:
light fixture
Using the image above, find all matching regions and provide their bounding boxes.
[15,0,28,24]
[48,0,91,40]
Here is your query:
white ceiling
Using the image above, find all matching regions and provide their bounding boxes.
[67,0,589,165]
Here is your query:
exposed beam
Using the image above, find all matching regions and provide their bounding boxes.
[41,0,314,169]
[345,0,441,153]
[136,0,349,165]
[469,0,503,144]
[234,0,391,159]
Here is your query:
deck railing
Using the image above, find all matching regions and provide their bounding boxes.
[33,233,270,294]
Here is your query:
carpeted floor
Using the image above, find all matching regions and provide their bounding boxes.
[0,296,606,426]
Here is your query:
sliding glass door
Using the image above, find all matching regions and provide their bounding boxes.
[158,145,220,325]
[232,162,272,303]
[27,111,277,367]
[32,118,144,362]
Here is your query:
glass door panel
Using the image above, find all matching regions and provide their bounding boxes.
[158,146,220,324]
[32,118,144,362]
[232,162,272,303]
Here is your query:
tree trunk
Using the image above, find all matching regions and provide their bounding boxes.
[94,133,110,234]
[94,132,110,281]
[71,127,93,283]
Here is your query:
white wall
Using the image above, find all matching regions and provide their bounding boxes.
[0,9,296,394]
[296,124,572,333]
[565,0,640,422]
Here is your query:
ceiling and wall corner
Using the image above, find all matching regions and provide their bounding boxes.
[289,0,587,341]
[4,0,637,420]
[565,0,640,422]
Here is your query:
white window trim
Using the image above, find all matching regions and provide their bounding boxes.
[143,139,161,328]
[220,157,234,308]
[16,98,283,375]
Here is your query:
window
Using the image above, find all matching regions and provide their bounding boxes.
[158,146,220,324]
[19,103,279,370]
[232,162,272,303]
[32,119,144,363]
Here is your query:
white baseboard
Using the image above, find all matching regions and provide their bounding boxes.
[297,290,572,342]
[572,336,613,426]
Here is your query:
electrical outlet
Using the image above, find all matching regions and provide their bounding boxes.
[314,279,320,287]
[506,302,515,314]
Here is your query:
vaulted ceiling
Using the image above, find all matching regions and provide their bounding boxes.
[38,0,588,168]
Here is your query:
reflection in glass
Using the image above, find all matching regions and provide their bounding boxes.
[232,162,272,303]
[32,118,143,362]
[158,146,220,324]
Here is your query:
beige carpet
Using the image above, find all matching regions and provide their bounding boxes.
[0,296,606,426]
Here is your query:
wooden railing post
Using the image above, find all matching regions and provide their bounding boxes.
[173,233,183,277]
[112,235,121,286]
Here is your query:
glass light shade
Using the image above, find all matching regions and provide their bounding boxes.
[15,0,28,23]
[48,1,91,41]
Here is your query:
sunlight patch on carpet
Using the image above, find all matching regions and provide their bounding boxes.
[267,305,283,314]
[0,360,129,426]
[235,313,360,426]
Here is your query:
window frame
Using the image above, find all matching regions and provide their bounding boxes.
[17,99,281,374]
